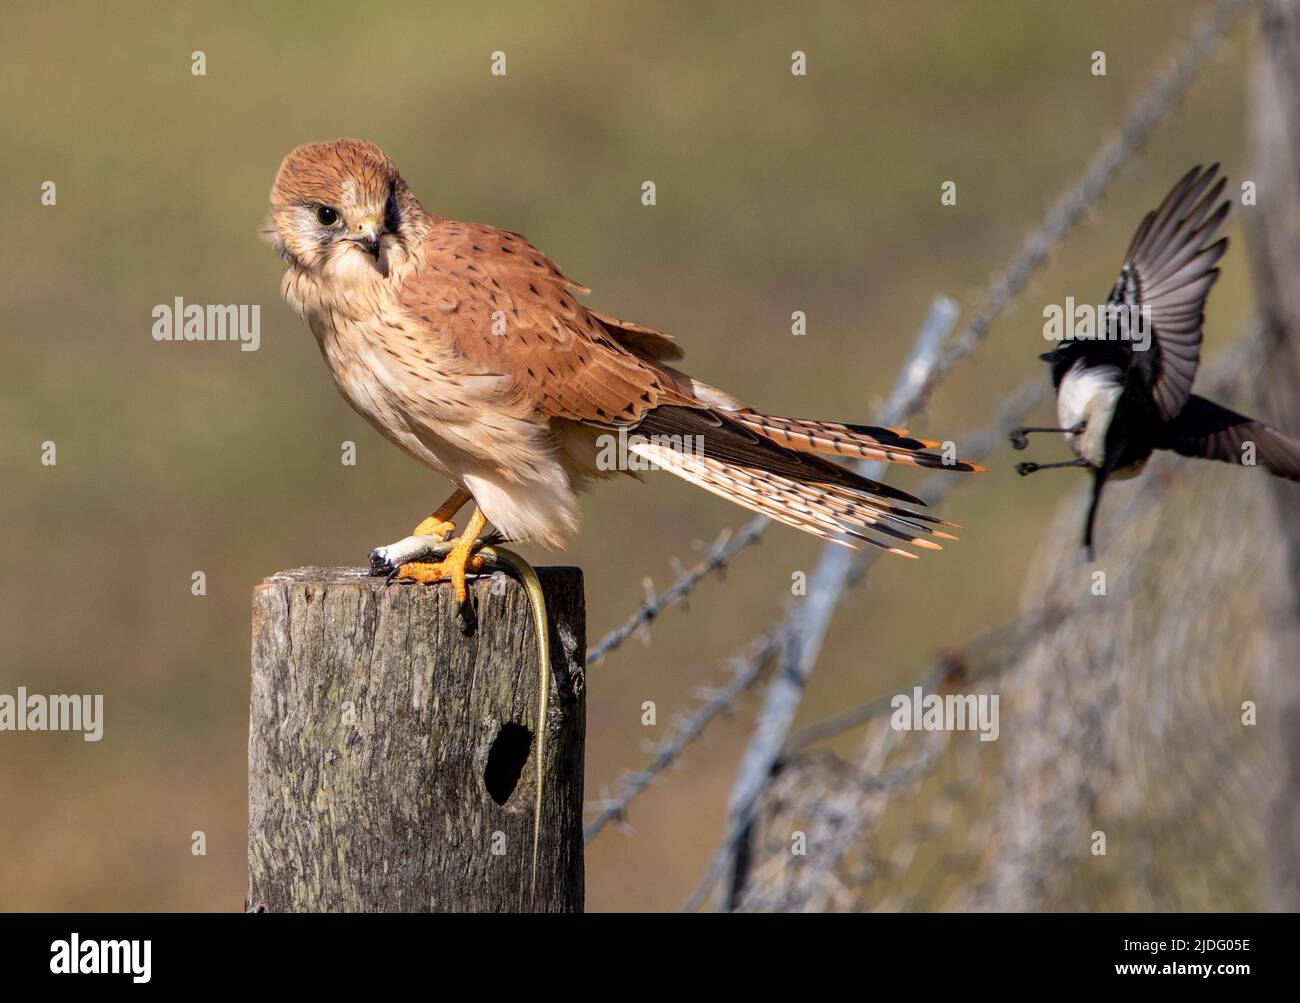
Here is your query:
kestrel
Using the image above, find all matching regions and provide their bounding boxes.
[266,139,982,602]
[1013,164,1300,553]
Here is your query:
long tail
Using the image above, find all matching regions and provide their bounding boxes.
[630,404,979,556]
[1158,394,1300,481]
[1082,469,1108,560]
[732,410,984,472]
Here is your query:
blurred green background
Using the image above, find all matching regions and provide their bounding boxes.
[0,0,1255,910]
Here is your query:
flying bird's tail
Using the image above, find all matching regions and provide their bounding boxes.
[1158,394,1300,482]
[1082,467,1109,561]
[629,405,979,557]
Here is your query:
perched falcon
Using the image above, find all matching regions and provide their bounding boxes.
[1013,164,1300,554]
[266,139,981,601]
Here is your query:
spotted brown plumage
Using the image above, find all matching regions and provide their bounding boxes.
[397,220,690,427]
[265,138,982,600]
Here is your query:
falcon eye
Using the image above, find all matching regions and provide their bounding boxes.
[316,206,340,226]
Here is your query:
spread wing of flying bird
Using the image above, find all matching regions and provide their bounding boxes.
[1111,163,1230,419]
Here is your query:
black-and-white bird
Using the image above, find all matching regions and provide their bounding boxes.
[1011,164,1300,555]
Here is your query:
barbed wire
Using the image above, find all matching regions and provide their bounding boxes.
[583,626,785,840]
[730,732,952,913]
[780,602,1070,755]
[586,522,766,664]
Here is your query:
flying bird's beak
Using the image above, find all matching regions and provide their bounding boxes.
[1038,349,1060,363]
[350,215,382,257]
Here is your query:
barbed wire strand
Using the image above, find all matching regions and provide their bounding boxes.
[586,523,765,664]
[582,628,784,840]
[780,604,1069,755]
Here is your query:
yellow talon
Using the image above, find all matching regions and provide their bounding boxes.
[412,517,456,539]
[396,553,486,603]
[397,507,488,603]
[412,487,471,539]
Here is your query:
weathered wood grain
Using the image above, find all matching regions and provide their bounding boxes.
[247,566,585,912]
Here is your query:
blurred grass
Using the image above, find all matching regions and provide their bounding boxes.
[0,0,1255,910]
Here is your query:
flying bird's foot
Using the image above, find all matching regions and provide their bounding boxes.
[1010,423,1085,451]
[1016,458,1088,476]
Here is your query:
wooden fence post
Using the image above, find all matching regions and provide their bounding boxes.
[247,565,586,912]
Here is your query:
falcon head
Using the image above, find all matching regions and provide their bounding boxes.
[265,138,423,277]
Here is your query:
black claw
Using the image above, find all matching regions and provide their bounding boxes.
[1015,462,1038,476]
[1009,428,1030,451]
[457,593,478,636]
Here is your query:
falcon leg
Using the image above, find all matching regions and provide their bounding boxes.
[413,487,471,539]
[396,508,489,604]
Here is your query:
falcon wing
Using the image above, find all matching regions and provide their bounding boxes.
[399,221,687,427]
[587,309,684,362]
[1108,164,1229,421]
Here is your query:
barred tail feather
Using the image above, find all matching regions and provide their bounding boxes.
[629,439,944,558]
[734,411,985,472]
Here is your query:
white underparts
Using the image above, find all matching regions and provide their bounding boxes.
[462,467,579,551]
[1057,361,1122,467]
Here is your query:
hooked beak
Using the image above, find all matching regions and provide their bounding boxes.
[349,215,382,257]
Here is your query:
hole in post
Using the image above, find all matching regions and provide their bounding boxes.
[485,722,533,805]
